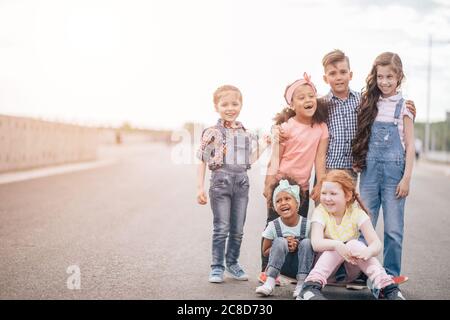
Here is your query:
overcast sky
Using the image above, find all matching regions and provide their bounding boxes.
[0,0,449,130]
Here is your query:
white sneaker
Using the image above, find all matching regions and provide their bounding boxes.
[208,268,224,283]
[255,284,274,296]
[296,281,327,300]
[225,264,249,281]
[292,282,304,298]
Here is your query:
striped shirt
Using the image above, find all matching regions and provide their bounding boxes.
[325,89,361,169]
[376,92,414,149]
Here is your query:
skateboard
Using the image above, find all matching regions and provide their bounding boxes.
[392,275,409,285]
[328,275,409,290]
[274,274,408,290]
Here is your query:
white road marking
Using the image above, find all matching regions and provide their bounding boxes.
[0,159,117,185]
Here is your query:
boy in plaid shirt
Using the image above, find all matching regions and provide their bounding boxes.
[322,49,415,178]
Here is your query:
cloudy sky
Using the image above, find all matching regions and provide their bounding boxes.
[0,0,449,130]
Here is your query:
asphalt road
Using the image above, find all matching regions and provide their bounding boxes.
[0,143,449,299]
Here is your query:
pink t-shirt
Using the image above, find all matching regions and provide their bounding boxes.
[277,118,329,190]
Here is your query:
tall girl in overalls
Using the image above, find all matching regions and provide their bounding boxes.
[197,85,271,283]
[352,52,415,281]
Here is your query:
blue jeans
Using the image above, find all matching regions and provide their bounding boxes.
[360,159,405,276]
[266,238,315,280]
[209,168,249,270]
[359,100,407,277]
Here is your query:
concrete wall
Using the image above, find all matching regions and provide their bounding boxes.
[0,115,99,173]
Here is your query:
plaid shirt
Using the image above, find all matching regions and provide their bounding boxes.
[325,89,361,169]
[196,119,256,170]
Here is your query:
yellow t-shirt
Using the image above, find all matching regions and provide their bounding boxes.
[311,203,370,243]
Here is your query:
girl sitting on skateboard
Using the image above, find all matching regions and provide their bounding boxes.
[297,170,405,300]
[256,178,315,298]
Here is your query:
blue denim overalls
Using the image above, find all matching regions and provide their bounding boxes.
[265,218,314,280]
[360,98,406,276]
[209,122,252,271]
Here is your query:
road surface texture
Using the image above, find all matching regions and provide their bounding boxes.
[1,143,449,299]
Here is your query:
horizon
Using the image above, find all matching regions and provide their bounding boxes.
[1,0,449,131]
[1,112,447,133]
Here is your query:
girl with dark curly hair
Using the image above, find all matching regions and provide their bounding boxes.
[258,73,329,285]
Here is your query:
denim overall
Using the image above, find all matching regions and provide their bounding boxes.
[209,123,252,271]
[265,218,315,280]
[360,98,406,277]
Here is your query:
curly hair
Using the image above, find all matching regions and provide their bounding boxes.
[266,176,306,211]
[352,52,404,170]
[273,93,328,126]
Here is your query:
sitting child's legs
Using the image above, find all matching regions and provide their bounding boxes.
[261,194,309,272]
[345,239,393,290]
[292,238,315,298]
[304,250,344,287]
[296,238,315,281]
[260,207,279,272]
[256,237,289,296]
[266,237,290,279]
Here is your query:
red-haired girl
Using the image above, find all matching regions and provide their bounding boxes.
[298,170,405,300]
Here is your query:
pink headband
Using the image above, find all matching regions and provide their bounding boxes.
[284,72,317,105]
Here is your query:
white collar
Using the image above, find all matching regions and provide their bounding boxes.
[379,92,402,102]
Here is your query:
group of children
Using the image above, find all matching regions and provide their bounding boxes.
[196,50,416,300]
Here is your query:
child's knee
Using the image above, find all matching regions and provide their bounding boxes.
[345,239,366,251]
[299,238,312,250]
[272,237,289,250]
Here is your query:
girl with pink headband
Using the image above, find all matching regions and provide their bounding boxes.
[258,73,329,287]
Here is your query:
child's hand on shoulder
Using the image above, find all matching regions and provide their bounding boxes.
[261,134,272,146]
[271,125,288,143]
[396,178,410,198]
[405,100,416,119]
[197,189,208,205]
[263,183,273,200]
[270,126,280,144]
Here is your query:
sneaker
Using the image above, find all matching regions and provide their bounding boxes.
[225,264,249,281]
[258,272,281,286]
[292,282,304,298]
[380,284,406,300]
[354,272,368,284]
[296,281,327,300]
[208,267,224,283]
[392,275,409,285]
[255,284,274,297]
